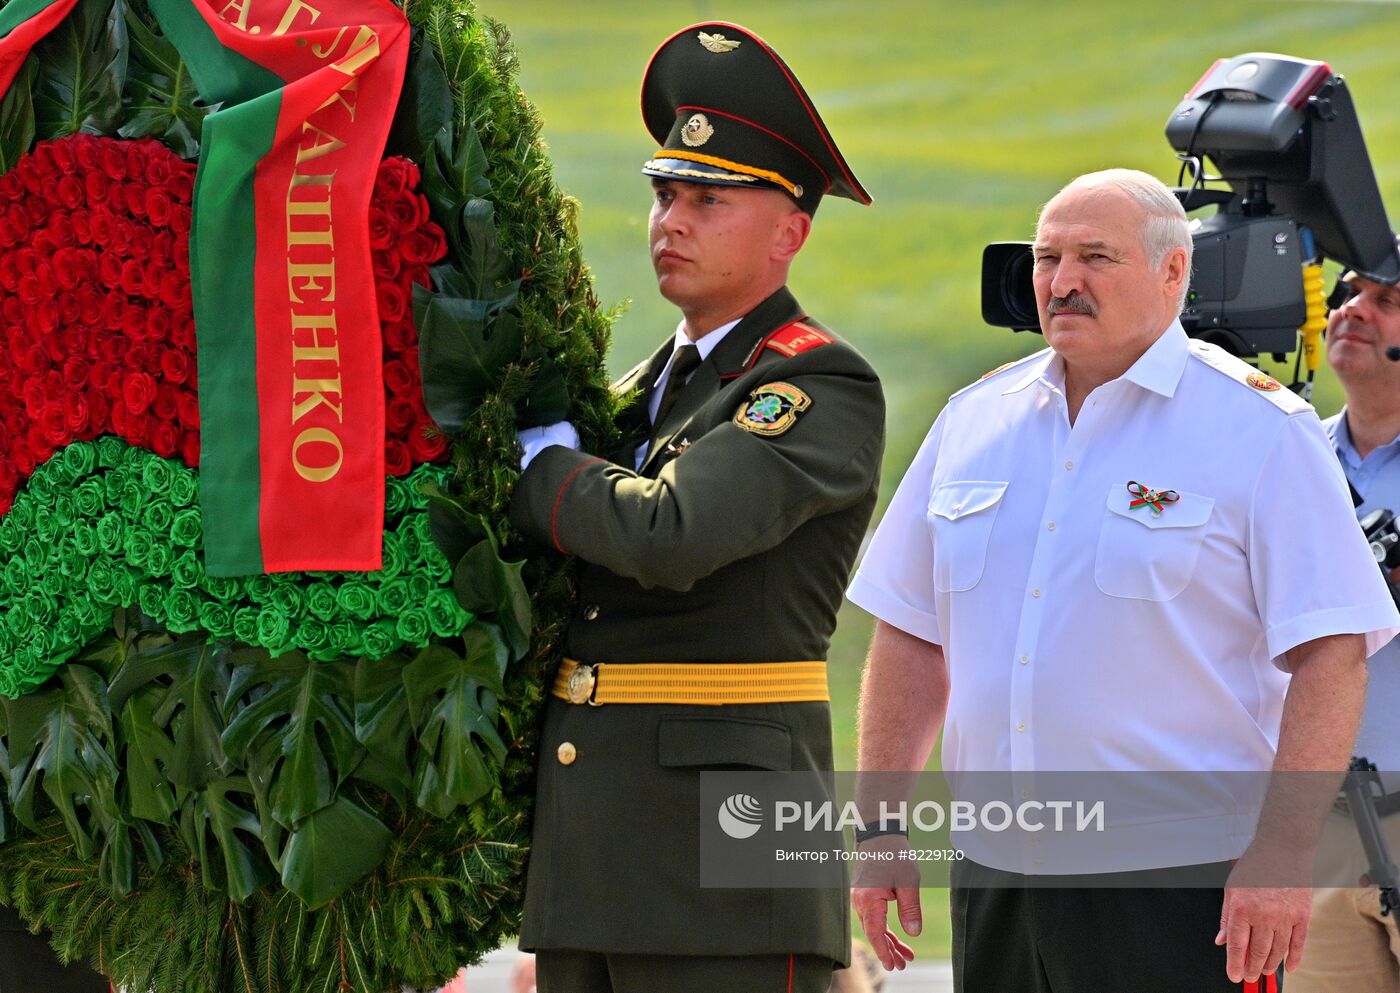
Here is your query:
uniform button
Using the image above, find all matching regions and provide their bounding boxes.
[557,742,577,766]
[1016,722,1026,732]
[1046,522,1056,532]
[1021,789,1030,800]
[1020,655,1029,665]
[1031,588,1041,598]
[1065,461,1074,470]
[582,604,600,621]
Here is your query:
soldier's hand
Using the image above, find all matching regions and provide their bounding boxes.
[516,421,580,470]
[851,835,920,971]
[1217,841,1314,983]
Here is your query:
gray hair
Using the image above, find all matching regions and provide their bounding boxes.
[1042,168,1193,310]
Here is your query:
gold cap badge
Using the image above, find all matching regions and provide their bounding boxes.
[698,31,741,53]
[681,113,714,147]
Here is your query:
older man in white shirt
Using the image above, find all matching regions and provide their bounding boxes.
[847,169,1399,993]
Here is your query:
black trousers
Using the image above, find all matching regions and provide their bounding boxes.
[952,859,1281,993]
[0,906,107,993]
[536,949,834,993]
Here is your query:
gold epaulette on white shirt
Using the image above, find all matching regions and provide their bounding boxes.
[950,347,1051,400]
[1187,339,1313,416]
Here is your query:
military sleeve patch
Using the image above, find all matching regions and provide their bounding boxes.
[734,381,811,436]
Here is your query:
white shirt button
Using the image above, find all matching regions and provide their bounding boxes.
[1031,588,1041,598]
[1016,722,1026,732]
[1020,655,1029,665]
[1065,460,1074,470]
[1046,522,1056,531]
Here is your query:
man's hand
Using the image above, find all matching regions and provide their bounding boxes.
[1216,842,1315,983]
[517,422,580,470]
[851,835,921,972]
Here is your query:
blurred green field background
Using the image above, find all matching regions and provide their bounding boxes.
[486,0,1400,960]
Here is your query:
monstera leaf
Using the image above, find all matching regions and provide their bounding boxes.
[220,651,364,828]
[414,274,522,434]
[176,772,276,902]
[33,0,128,138]
[351,656,414,808]
[3,664,117,854]
[108,637,232,790]
[384,29,452,162]
[0,59,36,174]
[118,3,209,156]
[278,795,393,910]
[404,634,508,818]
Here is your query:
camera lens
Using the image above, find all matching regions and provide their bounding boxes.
[999,250,1039,329]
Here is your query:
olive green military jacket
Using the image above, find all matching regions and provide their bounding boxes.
[510,287,885,963]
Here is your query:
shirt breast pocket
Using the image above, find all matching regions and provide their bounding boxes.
[928,481,1009,593]
[1094,484,1215,601]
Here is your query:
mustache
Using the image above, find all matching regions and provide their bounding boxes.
[1047,292,1097,317]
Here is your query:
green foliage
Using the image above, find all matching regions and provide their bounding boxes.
[0,59,35,174]
[118,3,209,157]
[33,0,127,138]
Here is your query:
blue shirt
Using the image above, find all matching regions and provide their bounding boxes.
[1325,410,1400,785]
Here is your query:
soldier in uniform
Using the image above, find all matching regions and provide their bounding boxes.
[509,22,882,993]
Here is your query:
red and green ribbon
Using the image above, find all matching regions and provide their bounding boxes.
[150,0,409,576]
[1126,480,1179,516]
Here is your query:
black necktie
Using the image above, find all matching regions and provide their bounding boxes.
[652,344,702,433]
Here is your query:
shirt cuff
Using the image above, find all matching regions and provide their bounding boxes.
[1264,598,1400,662]
[846,572,943,645]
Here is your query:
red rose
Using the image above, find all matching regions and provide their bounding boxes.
[125,142,147,181]
[159,271,188,310]
[101,144,128,180]
[128,226,152,259]
[56,174,83,210]
[64,393,90,434]
[72,136,99,171]
[386,191,429,232]
[122,307,147,343]
[373,250,400,281]
[86,392,109,429]
[14,161,41,195]
[408,425,449,462]
[150,419,179,458]
[78,287,103,324]
[402,224,447,265]
[385,397,415,432]
[382,318,416,353]
[61,356,87,389]
[16,275,39,306]
[123,372,156,414]
[173,232,190,268]
[145,153,172,185]
[169,171,194,202]
[51,248,80,291]
[21,379,44,418]
[374,158,414,199]
[384,439,411,475]
[159,348,188,383]
[40,403,67,445]
[89,209,113,244]
[0,175,21,203]
[108,217,131,255]
[152,383,178,420]
[105,182,125,215]
[145,308,171,343]
[145,188,171,226]
[84,171,109,207]
[176,388,200,428]
[168,205,191,234]
[123,411,151,447]
[180,430,200,468]
[0,255,19,293]
[170,314,196,350]
[368,207,392,249]
[382,359,414,395]
[376,280,408,324]
[88,360,112,390]
[120,259,144,296]
[57,294,79,326]
[97,250,122,287]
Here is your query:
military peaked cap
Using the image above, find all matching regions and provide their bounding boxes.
[641,22,871,215]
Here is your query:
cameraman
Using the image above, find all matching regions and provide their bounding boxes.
[1293,265,1400,992]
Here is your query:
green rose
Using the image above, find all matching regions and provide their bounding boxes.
[53,613,83,653]
[59,541,88,580]
[141,500,174,534]
[168,470,198,507]
[198,601,235,637]
[326,621,355,656]
[375,532,407,581]
[111,567,137,607]
[94,436,127,468]
[170,508,202,549]
[35,569,65,598]
[256,608,291,649]
[1,555,24,593]
[306,583,338,621]
[232,607,260,644]
[204,575,240,603]
[296,618,331,653]
[407,572,434,602]
[73,479,105,518]
[360,620,398,660]
[102,471,123,506]
[375,581,410,617]
[334,582,376,621]
[164,589,199,631]
[22,536,46,568]
[95,513,124,555]
[245,576,274,602]
[0,520,20,555]
[31,507,56,543]
[138,583,164,617]
[123,528,156,571]
[86,559,115,601]
[170,551,202,590]
[118,481,147,520]
[426,588,471,636]
[146,542,174,578]
[57,443,96,481]
[268,582,304,617]
[384,477,410,518]
[140,457,173,494]
[394,608,431,646]
[5,499,31,531]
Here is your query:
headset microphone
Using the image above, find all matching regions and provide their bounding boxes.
[1387,347,1400,362]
